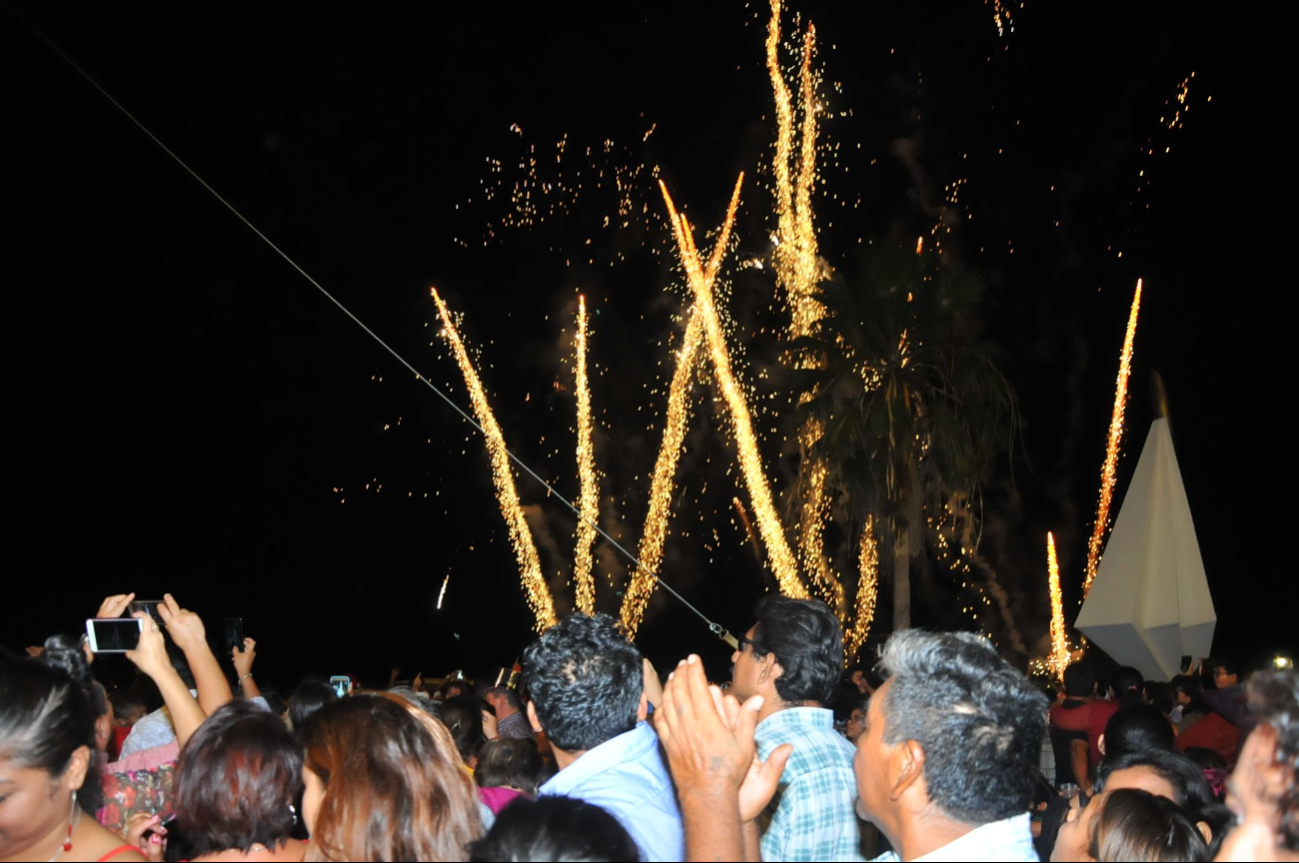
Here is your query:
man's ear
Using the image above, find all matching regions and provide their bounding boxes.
[526,700,543,733]
[759,655,784,688]
[1195,820,1213,844]
[637,691,648,723]
[1098,733,1106,757]
[889,739,926,803]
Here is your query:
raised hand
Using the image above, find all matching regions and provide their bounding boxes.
[124,613,170,680]
[155,593,205,652]
[96,592,136,620]
[232,638,256,678]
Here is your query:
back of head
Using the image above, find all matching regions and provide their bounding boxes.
[301,693,481,862]
[751,596,843,704]
[287,681,338,732]
[467,796,639,863]
[1144,681,1173,717]
[0,637,101,814]
[1063,662,1097,699]
[1090,788,1207,862]
[1109,666,1145,706]
[522,613,642,752]
[440,695,488,765]
[878,629,1048,825]
[1096,748,1215,814]
[476,738,543,795]
[175,701,303,857]
[487,686,523,714]
[1247,668,1299,851]
[1103,703,1175,760]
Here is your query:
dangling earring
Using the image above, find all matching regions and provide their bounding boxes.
[62,790,78,852]
[288,802,297,823]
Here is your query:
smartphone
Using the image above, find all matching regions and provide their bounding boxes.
[329,676,351,698]
[85,618,144,653]
[223,618,244,655]
[1180,655,1193,673]
[129,600,164,626]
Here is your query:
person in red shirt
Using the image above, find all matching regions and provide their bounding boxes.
[1049,666,1144,772]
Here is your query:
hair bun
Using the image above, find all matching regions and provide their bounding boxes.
[41,633,94,693]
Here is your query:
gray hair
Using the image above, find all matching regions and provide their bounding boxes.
[878,630,1047,825]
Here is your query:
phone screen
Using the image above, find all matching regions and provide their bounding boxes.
[329,676,350,698]
[223,618,244,654]
[89,618,142,652]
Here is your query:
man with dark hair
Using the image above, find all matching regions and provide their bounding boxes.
[1051,662,1095,792]
[730,596,862,861]
[522,613,682,862]
[484,685,531,740]
[856,630,1048,861]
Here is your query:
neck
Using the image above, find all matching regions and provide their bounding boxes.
[552,745,588,771]
[896,809,982,861]
[755,695,819,723]
[10,806,77,863]
[496,704,519,720]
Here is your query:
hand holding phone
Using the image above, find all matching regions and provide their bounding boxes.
[85,617,144,653]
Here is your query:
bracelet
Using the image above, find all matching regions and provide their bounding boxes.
[239,673,254,681]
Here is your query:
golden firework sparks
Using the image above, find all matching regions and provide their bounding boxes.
[660,176,807,599]
[431,288,557,631]
[572,295,598,615]
[1083,279,1143,597]
[1047,532,1069,680]
[844,515,879,660]
[621,175,745,636]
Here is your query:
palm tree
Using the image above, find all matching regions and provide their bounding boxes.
[788,243,1016,632]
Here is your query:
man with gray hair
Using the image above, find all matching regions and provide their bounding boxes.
[855,630,1048,861]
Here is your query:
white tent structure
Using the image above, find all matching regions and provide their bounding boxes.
[1076,418,1216,680]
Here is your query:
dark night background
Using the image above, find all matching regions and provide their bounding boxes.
[3,3,1284,689]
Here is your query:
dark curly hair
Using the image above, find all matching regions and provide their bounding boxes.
[1248,668,1299,851]
[522,613,641,752]
[750,596,844,705]
[877,629,1048,824]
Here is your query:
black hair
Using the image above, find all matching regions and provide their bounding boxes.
[287,681,337,733]
[877,630,1048,825]
[476,737,543,795]
[1095,747,1231,856]
[110,685,151,721]
[751,596,843,705]
[467,796,639,862]
[0,635,103,815]
[1063,662,1097,699]
[1144,681,1173,717]
[1108,666,1145,707]
[828,680,865,723]
[487,686,524,714]
[1090,788,1208,862]
[440,695,489,765]
[522,613,642,752]
[1211,656,1241,679]
[174,701,304,858]
[1102,703,1175,760]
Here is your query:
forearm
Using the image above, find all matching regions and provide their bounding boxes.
[185,644,233,714]
[681,788,746,862]
[740,820,762,863]
[152,667,207,748]
[238,673,262,699]
[1071,740,1092,794]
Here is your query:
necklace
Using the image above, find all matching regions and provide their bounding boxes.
[45,790,80,863]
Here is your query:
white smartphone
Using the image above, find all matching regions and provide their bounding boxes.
[85,617,144,653]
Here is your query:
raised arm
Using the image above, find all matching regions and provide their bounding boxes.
[125,613,206,748]
[157,594,233,713]
[232,637,261,700]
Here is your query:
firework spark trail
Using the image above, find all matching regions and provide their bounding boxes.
[660,176,808,599]
[621,178,746,636]
[845,515,879,659]
[1047,532,1069,680]
[572,295,598,615]
[431,288,557,631]
[1083,279,1143,597]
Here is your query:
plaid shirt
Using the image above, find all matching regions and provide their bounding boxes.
[755,707,865,862]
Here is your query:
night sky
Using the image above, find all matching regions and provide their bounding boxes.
[4,3,1284,688]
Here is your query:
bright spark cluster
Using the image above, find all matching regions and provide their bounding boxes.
[572,296,598,615]
[431,288,558,631]
[620,181,743,636]
[1046,532,1069,680]
[844,516,879,659]
[1082,279,1142,597]
[661,176,808,600]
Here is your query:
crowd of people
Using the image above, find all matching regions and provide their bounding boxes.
[1,591,1295,862]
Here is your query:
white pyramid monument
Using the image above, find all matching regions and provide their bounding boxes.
[1076,418,1216,680]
